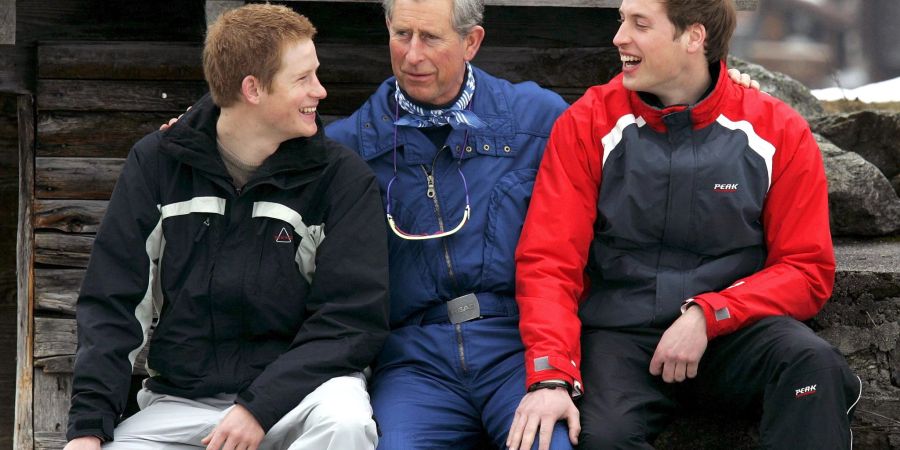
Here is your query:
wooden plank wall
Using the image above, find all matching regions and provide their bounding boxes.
[23,3,621,448]
[29,41,191,448]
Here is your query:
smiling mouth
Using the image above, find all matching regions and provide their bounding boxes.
[299,107,316,114]
[621,55,642,67]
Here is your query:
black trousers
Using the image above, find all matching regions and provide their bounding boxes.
[578,316,860,449]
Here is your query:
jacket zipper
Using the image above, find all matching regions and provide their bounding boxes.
[421,145,467,373]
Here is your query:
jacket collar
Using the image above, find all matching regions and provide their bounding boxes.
[355,65,517,163]
[159,94,332,189]
[629,60,732,133]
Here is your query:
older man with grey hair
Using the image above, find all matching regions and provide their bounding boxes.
[326,0,576,449]
[326,1,762,449]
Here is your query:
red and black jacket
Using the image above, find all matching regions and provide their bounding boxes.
[515,61,835,391]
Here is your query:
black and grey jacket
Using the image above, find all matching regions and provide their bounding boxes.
[67,95,390,441]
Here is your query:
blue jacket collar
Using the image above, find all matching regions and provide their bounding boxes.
[356,66,517,164]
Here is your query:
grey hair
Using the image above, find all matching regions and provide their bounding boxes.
[382,0,484,36]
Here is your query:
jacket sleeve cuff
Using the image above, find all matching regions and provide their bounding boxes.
[684,294,731,340]
[236,389,279,433]
[66,414,115,443]
[525,355,584,397]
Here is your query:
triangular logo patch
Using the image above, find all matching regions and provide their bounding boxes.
[275,227,292,243]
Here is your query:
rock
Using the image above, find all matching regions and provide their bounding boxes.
[811,111,900,188]
[817,134,900,236]
[818,322,900,355]
[727,55,824,120]
[893,173,900,198]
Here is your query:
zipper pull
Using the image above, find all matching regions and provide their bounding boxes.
[426,174,436,198]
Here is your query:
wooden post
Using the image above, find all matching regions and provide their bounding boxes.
[14,94,35,450]
[0,0,13,45]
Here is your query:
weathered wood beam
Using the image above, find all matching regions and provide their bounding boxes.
[34,232,93,269]
[277,0,758,9]
[36,42,615,86]
[0,0,13,45]
[32,370,69,446]
[38,42,203,81]
[33,431,66,450]
[37,112,174,158]
[34,46,613,116]
[15,0,205,45]
[36,80,207,113]
[35,268,84,315]
[35,157,123,200]
[34,110,338,159]
[34,200,106,234]
[34,317,75,358]
[32,356,74,374]
[14,94,35,450]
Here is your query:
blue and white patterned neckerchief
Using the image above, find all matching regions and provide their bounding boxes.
[393,63,486,130]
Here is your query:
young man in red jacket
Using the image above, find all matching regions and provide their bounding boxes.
[507,0,860,449]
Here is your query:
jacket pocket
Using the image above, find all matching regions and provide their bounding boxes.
[248,219,310,336]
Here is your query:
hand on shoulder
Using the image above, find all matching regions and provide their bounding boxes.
[728,68,761,91]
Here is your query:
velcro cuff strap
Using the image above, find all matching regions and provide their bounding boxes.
[533,355,581,384]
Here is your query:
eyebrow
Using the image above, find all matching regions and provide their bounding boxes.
[620,10,651,23]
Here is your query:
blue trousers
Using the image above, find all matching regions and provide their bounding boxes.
[371,316,573,450]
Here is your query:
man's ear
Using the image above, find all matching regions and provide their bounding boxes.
[463,25,485,61]
[241,75,263,105]
[684,22,707,55]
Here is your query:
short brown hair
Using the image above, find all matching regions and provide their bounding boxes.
[664,0,736,63]
[203,4,317,107]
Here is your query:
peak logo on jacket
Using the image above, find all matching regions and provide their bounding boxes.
[795,384,817,398]
[275,227,293,243]
[713,183,739,192]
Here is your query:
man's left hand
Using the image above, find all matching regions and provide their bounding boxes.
[506,387,579,450]
[649,305,708,383]
[202,404,265,450]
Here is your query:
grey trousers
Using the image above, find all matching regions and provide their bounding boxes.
[103,373,377,450]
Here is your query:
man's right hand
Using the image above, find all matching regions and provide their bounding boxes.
[63,436,102,450]
[158,106,190,131]
[506,387,579,450]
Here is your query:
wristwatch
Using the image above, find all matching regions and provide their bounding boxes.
[527,380,572,394]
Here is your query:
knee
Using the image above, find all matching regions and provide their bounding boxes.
[780,335,847,373]
[579,415,647,449]
[310,403,377,441]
